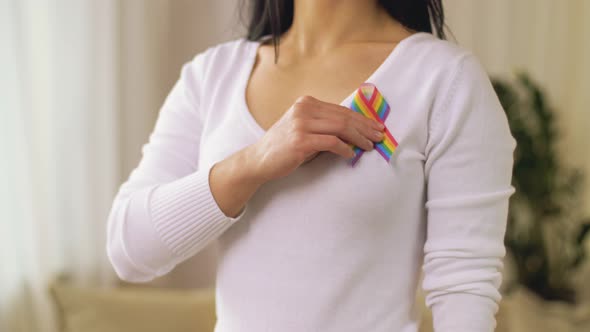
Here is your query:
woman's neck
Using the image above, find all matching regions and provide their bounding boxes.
[281,0,404,57]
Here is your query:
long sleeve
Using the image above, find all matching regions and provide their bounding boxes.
[422,53,516,331]
[106,53,247,283]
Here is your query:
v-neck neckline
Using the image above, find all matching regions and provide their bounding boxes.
[238,32,430,138]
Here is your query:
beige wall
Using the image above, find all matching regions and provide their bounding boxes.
[119,0,243,177]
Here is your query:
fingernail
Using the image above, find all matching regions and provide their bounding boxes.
[374,130,384,139]
[376,122,385,129]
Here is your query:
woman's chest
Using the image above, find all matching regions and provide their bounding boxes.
[245,46,397,132]
[218,143,428,257]
[198,65,433,180]
[200,77,431,248]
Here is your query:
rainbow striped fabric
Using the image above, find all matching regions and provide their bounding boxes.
[347,83,398,166]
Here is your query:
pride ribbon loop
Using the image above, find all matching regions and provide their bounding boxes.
[347,83,398,166]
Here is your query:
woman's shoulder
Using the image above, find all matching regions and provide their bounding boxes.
[177,37,257,90]
[407,32,471,59]
[396,32,493,101]
[400,33,488,83]
[187,37,254,69]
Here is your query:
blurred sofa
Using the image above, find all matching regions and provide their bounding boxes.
[50,279,443,332]
[50,279,588,332]
[50,281,217,332]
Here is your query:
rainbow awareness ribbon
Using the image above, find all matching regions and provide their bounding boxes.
[347,83,399,166]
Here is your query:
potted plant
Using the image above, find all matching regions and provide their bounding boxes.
[491,73,590,331]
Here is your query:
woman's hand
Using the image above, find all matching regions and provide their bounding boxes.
[208,95,384,218]
[248,95,385,183]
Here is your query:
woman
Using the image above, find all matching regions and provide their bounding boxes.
[106,0,516,331]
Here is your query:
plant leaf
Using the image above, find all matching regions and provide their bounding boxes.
[576,220,590,245]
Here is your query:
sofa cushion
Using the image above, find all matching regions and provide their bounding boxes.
[50,281,216,332]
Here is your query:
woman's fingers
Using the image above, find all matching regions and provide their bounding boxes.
[295,117,375,151]
[305,99,384,140]
[307,97,383,129]
[249,95,386,182]
[302,134,356,159]
[291,96,384,151]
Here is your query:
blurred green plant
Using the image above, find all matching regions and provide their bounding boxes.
[492,73,590,303]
